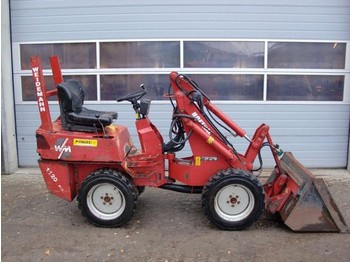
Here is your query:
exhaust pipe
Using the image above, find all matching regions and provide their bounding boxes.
[160,184,203,194]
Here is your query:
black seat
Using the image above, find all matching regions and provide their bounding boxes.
[57,80,117,132]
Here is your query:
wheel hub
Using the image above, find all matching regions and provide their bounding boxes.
[228,195,240,206]
[215,184,255,222]
[101,193,114,205]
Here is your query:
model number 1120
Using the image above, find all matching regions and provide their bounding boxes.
[46,167,58,182]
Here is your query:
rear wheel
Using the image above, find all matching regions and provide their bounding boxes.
[136,186,145,196]
[78,168,137,227]
[202,169,264,230]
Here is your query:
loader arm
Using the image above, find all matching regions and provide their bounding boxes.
[169,72,284,172]
[170,72,246,138]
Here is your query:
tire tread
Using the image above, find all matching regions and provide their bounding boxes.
[77,168,137,227]
[202,168,264,230]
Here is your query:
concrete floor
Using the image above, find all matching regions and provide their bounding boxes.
[1,168,350,261]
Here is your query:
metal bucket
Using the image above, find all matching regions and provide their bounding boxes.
[266,152,349,233]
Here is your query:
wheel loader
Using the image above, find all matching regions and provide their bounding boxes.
[31,56,348,232]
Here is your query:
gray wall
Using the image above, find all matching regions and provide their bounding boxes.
[10,0,350,41]
[16,103,350,168]
[10,0,350,167]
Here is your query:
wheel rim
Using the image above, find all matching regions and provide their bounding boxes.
[86,183,126,220]
[214,184,255,222]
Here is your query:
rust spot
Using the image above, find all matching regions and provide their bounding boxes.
[184,173,190,180]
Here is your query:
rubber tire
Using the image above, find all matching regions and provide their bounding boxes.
[136,186,145,196]
[78,168,137,227]
[202,169,264,230]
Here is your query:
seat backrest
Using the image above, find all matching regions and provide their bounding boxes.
[57,80,85,114]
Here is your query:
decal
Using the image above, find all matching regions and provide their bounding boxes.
[54,138,71,159]
[46,167,58,182]
[195,156,201,166]
[45,167,64,193]
[176,159,191,165]
[195,156,218,166]
[206,136,215,144]
[73,138,98,147]
[32,67,46,112]
[191,112,211,134]
[200,157,218,161]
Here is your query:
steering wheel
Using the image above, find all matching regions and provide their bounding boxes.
[117,84,147,102]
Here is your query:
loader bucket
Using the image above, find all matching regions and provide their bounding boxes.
[266,152,349,233]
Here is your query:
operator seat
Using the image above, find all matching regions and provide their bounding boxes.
[57,80,117,132]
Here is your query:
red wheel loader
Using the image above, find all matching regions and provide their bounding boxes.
[31,56,348,232]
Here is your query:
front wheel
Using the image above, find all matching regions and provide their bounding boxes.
[78,168,137,227]
[202,169,264,230]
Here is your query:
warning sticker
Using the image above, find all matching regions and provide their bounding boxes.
[195,156,201,166]
[73,139,98,147]
[206,136,215,144]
